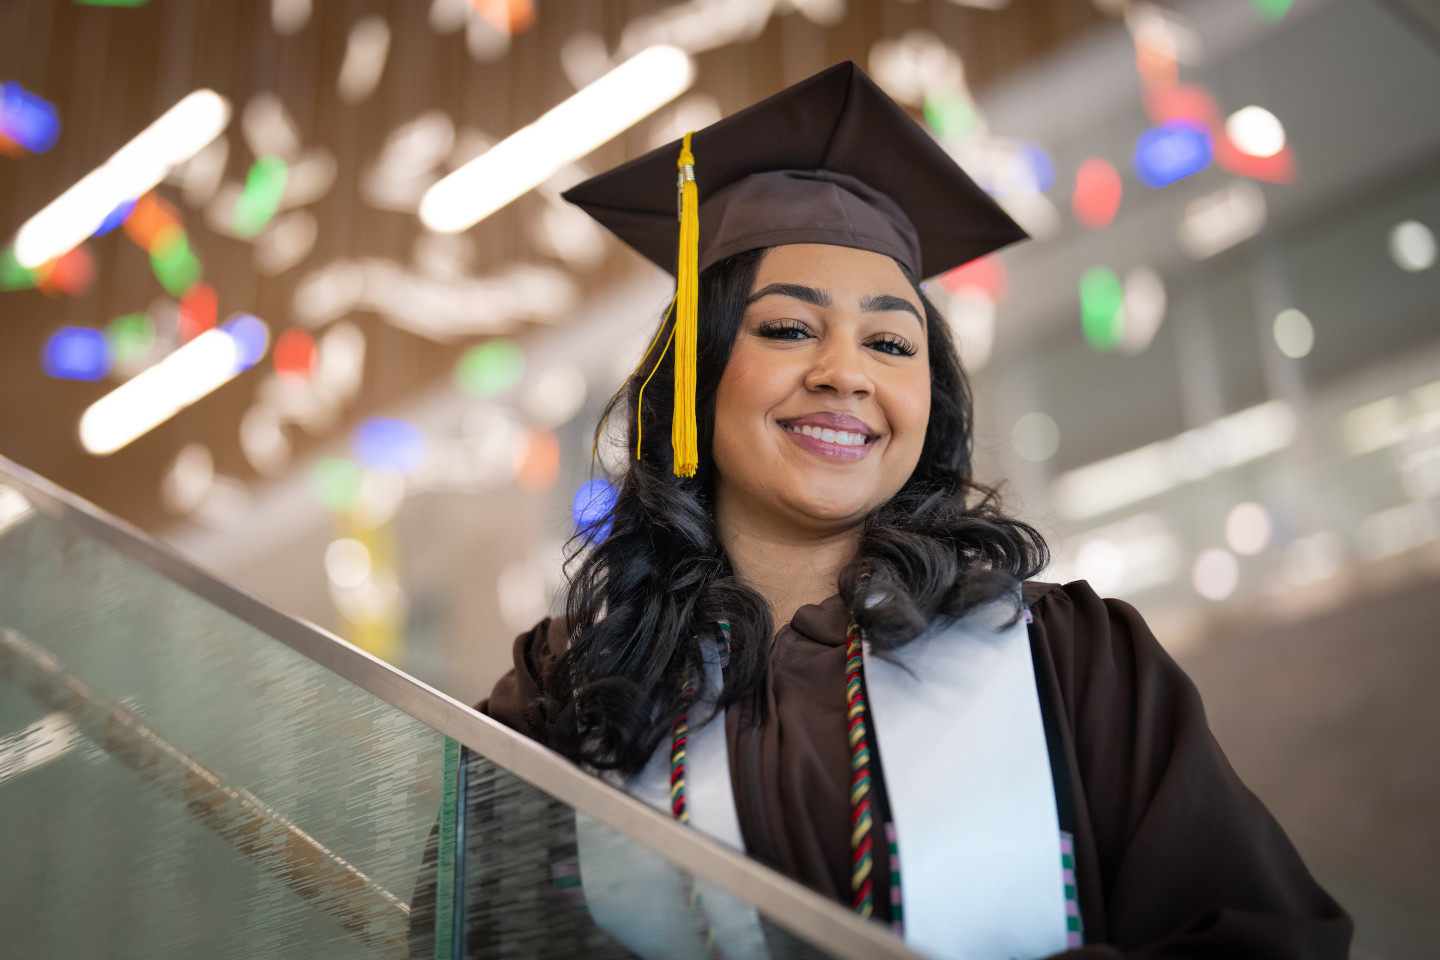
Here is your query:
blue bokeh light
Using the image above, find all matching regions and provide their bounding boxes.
[354,417,427,475]
[0,81,60,154]
[572,478,618,543]
[221,314,269,372]
[1132,121,1213,189]
[93,198,137,237]
[42,326,111,381]
[1017,142,1056,193]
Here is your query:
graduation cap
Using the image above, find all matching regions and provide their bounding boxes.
[563,61,1026,478]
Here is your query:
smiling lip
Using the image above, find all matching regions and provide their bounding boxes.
[777,412,876,461]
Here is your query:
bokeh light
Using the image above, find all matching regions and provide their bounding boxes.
[221,313,269,371]
[178,283,217,342]
[92,198,136,237]
[1388,220,1436,273]
[923,89,980,142]
[1,246,34,290]
[233,156,289,239]
[516,428,560,491]
[273,328,316,379]
[123,192,182,252]
[456,339,524,397]
[938,255,1007,302]
[1017,142,1056,193]
[159,443,214,516]
[106,312,156,367]
[1072,157,1122,230]
[37,244,95,297]
[523,363,588,427]
[0,81,60,154]
[1225,106,1286,159]
[1225,502,1273,556]
[572,478,618,543]
[42,326,111,381]
[1191,548,1239,601]
[1120,267,1167,355]
[354,417,427,475]
[1011,412,1061,463]
[325,538,372,589]
[310,457,364,511]
[1251,0,1294,23]
[1132,121,1212,189]
[149,227,202,296]
[1080,267,1125,351]
[1273,308,1315,359]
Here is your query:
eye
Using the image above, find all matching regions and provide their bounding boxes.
[867,333,918,357]
[756,319,812,341]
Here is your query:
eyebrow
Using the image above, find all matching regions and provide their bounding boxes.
[747,284,924,325]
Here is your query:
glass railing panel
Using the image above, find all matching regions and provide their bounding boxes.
[428,747,840,960]
[0,482,447,959]
[0,459,918,960]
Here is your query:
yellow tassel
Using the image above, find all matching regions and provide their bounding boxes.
[671,131,700,478]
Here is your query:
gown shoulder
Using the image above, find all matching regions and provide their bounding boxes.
[1021,579,1352,957]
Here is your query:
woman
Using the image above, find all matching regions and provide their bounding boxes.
[480,63,1350,958]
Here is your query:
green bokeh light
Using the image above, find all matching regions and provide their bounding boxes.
[1,246,36,291]
[1080,267,1125,352]
[310,457,365,511]
[923,91,980,142]
[106,313,156,365]
[233,156,289,239]
[150,228,202,296]
[455,339,525,397]
[1251,0,1294,23]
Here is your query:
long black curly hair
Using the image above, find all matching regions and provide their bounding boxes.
[537,247,1048,775]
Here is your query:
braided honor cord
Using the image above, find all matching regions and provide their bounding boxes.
[845,621,903,931]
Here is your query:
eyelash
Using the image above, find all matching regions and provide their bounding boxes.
[755,321,918,358]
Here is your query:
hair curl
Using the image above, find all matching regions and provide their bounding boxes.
[537,247,1048,775]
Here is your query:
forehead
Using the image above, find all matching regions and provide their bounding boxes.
[751,243,917,298]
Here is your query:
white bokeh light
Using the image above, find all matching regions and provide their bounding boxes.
[1225,105,1285,158]
[1012,412,1060,463]
[1224,502,1273,556]
[1273,308,1314,359]
[325,538,372,589]
[1389,220,1436,273]
[1191,548,1239,601]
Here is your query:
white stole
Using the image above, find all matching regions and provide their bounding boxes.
[577,639,769,959]
[576,602,1070,960]
[863,599,1069,960]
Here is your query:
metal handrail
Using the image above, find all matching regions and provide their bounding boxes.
[0,454,923,960]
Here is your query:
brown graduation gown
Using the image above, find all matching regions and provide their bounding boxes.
[480,580,1352,958]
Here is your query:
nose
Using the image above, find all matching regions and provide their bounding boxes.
[803,336,873,398]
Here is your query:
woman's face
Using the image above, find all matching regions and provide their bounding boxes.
[712,243,931,538]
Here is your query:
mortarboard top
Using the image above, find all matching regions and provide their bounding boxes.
[562,60,1028,282]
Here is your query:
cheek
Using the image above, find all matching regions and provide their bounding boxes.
[888,373,932,452]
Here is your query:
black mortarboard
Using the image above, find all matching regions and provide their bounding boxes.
[563,61,1027,478]
[563,60,1027,282]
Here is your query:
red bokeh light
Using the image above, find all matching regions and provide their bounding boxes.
[178,284,218,342]
[938,255,1007,302]
[273,328,317,379]
[1073,158,1123,230]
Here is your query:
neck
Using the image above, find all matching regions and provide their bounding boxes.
[716,499,861,629]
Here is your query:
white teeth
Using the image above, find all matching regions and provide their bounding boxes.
[787,424,867,446]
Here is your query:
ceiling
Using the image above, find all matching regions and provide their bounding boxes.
[0,0,1108,531]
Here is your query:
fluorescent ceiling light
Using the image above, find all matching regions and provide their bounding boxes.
[79,323,255,456]
[420,45,694,233]
[15,90,231,268]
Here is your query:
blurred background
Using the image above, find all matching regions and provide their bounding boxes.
[1,0,1436,955]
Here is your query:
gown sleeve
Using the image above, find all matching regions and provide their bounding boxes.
[475,616,568,743]
[1026,580,1352,959]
